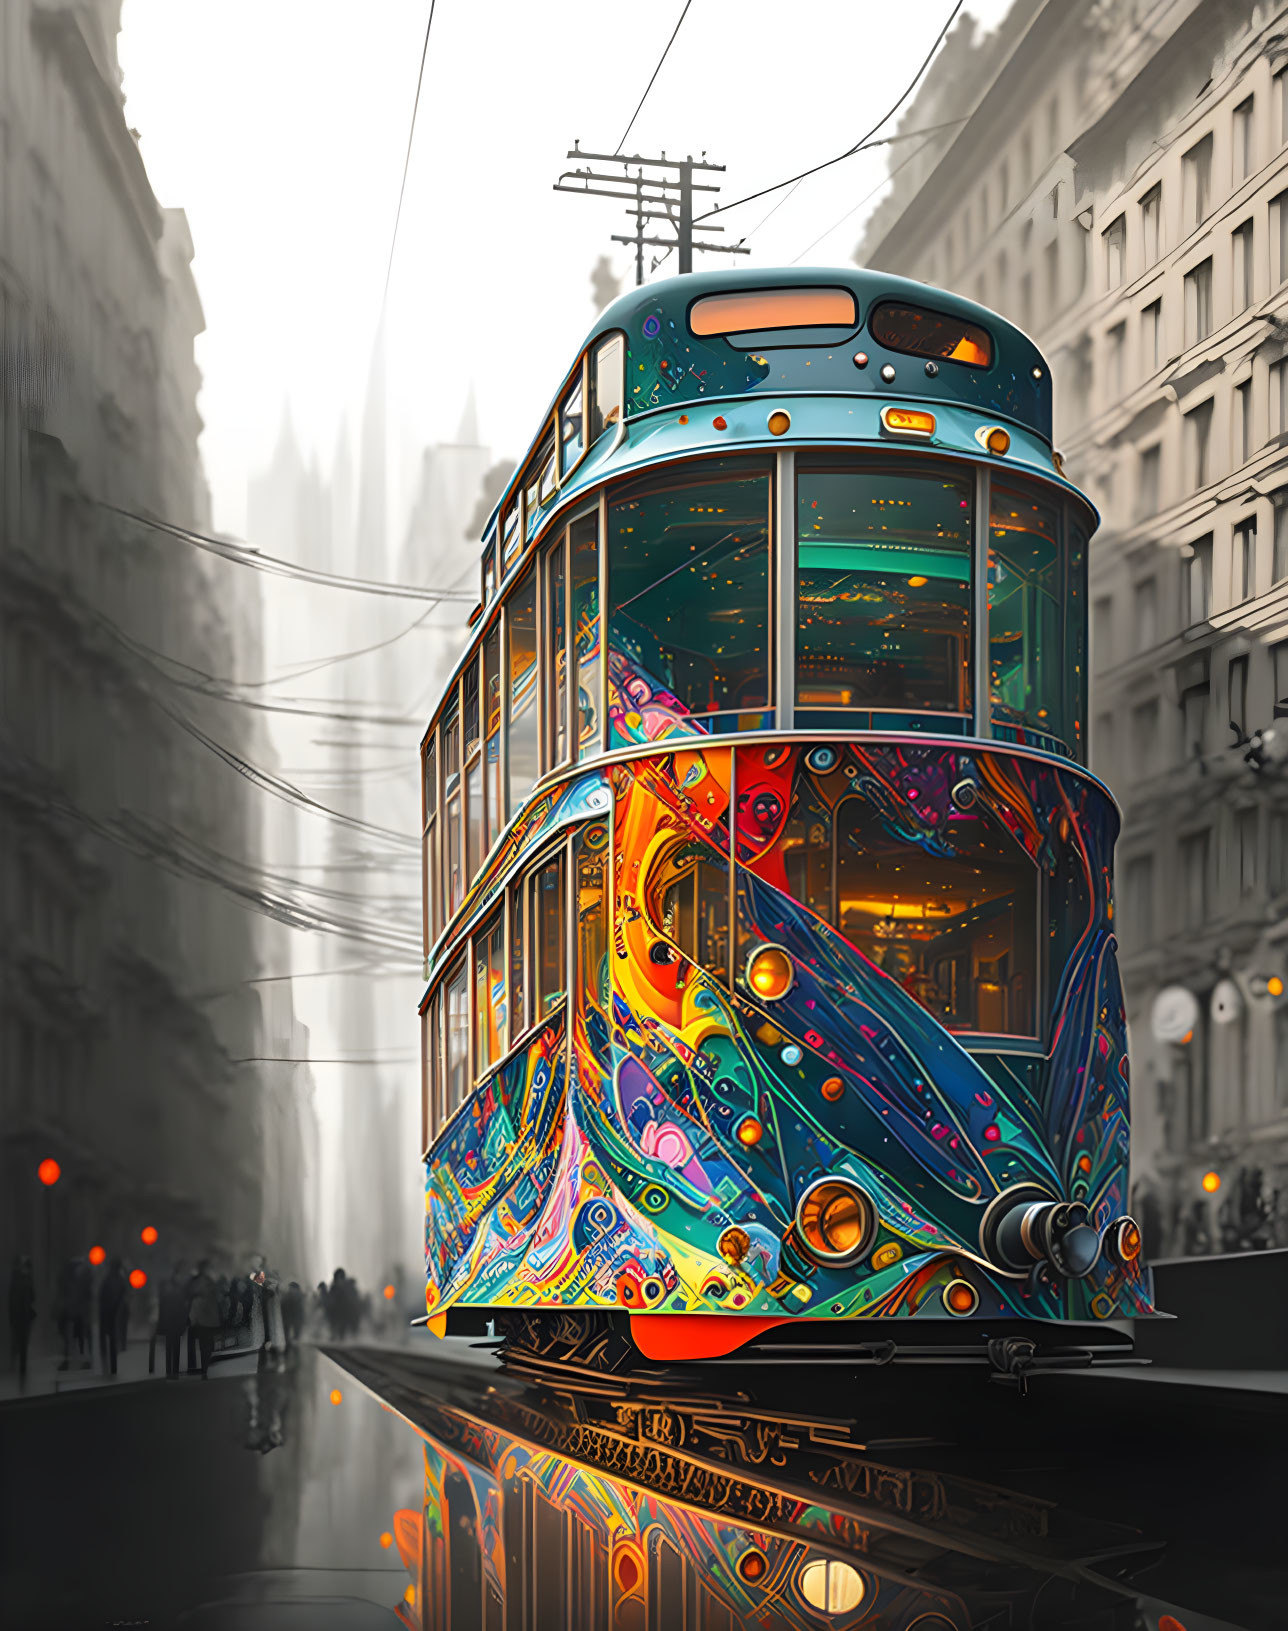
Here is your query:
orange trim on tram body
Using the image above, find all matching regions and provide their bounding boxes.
[628,1313,794,1361]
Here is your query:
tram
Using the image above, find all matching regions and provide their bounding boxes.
[417,268,1153,1366]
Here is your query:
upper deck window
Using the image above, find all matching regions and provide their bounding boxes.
[869,301,993,368]
[690,287,857,339]
[588,334,624,444]
[796,457,973,725]
[608,459,771,732]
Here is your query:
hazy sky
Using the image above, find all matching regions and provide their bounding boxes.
[118,0,1014,537]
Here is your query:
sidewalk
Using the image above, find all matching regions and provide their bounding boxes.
[0,1334,264,1405]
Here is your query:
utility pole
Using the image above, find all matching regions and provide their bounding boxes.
[554,146,749,286]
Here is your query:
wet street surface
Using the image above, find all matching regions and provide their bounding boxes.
[1,1338,1283,1630]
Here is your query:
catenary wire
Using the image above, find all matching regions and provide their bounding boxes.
[790,133,937,264]
[614,0,694,154]
[382,0,439,305]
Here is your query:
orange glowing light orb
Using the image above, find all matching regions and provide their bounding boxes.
[1201,1170,1221,1194]
[380,1532,393,1549]
[1116,1220,1142,1261]
[1269,976,1285,997]
[747,943,794,1001]
[985,426,1011,456]
[942,1279,978,1315]
[736,1118,764,1147]
[128,1269,147,1290]
[404,1586,415,1605]
[329,1389,343,1405]
[767,409,791,436]
[1157,1616,1188,1631]
[383,1283,396,1300]
[37,1157,61,1187]
[140,1226,158,1245]
[88,1245,106,1266]
[821,1076,845,1101]
[907,575,928,587]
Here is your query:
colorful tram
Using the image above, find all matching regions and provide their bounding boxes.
[418,269,1153,1365]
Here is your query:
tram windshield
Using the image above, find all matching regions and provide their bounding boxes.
[608,459,772,728]
[796,458,973,728]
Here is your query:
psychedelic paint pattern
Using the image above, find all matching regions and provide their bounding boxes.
[424,734,1153,1326]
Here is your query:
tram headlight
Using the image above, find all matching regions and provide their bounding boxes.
[985,1190,1102,1279]
[942,1278,979,1316]
[1105,1216,1142,1265]
[880,405,936,439]
[795,1178,876,1266]
[974,424,1011,456]
[746,943,794,1001]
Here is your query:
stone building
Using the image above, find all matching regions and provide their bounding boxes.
[0,0,314,1341]
[857,0,1288,1254]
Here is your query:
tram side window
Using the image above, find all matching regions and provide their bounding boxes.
[507,565,540,814]
[608,459,771,732]
[443,696,463,917]
[661,856,730,981]
[423,995,441,1147]
[464,662,482,881]
[544,535,569,768]
[588,333,624,444]
[560,374,584,474]
[529,854,566,1022]
[444,956,469,1118]
[571,514,600,756]
[501,497,521,569]
[989,481,1068,751]
[473,908,508,1079]
[423,735,441,944]
[1065,510,1089,761]
[834,796,1038,1038]
[483,622,502,853]
[796,458,973,726]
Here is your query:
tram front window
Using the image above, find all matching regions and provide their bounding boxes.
[796,459,973,727]
[989,481,1069,752]
[608,459,771,730]
[836,797,1038,1038]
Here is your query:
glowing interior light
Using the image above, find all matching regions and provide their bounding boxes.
[907,575,928,587]
[881,405,936,437]
[746,943,794,1001]
[1201,1170,1221,1194]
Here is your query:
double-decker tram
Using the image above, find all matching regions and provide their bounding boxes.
[418,269,1153,1369]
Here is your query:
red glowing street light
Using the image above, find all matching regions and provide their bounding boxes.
[128,1269,147,1290]
[37,1157,61,1187]
[88,1245,106,1266]
[140,1226,158,1245]
[383,1284,396,1300]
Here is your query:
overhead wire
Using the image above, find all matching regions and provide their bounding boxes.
[382,0,439,305]
[790,132,939,265]
[614,0,694,155]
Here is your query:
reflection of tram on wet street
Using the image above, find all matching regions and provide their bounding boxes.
[333,1338,1279,1631]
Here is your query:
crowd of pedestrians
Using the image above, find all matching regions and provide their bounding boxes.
[6,1252,393,1391]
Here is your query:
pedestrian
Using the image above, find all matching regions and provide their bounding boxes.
[8,1255,36,1387]
[246,1256,286,1360]
[98,1259,127,1375]
[281,1281,305,1348]
[55,1258,79,1371]
[312,1281,329,1338]
[72,1256,92,1363]
[187,1259,220,1379]
[158,1266,189,1378]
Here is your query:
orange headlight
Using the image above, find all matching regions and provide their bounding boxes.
[795,1179,875,1265]
[746,943,794,1001]
[975,423,1011,456]
[881,405,936,438]
[942,1278,979,1316]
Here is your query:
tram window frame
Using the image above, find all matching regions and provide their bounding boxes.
[987,477,1070,753]
[543,529,570,771]
[588,333,625,446]
[422,992,441,1150]
[506,562,540,819]
[794,454,975,728]
[529,851,567,1024]
[559,362,586,478]
[501,494,522,570]
[473,905,509,1081]
[444,954,470,1123]
[481,535,497,606]
[482,620,503,854]
[442,692,463,919]
[463,659,483,883]
[868,300,994,369]
[422,732,441,949]
[570,511,601,759]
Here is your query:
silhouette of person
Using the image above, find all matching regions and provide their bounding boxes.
[98,1259,127,1375]
[8,1255,36,1387]
[281,1282,305,1348]
[187,1260,221,1380]
[158,1266,189,1378]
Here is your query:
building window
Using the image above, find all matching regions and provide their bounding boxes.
[1140,184,1162,263]
[1183,534,1213,624]
[1274,359,1288,436]
[1232,219,1255,311]
[1185,398,1214,488]
[1183,258,1213,346]
[1020,129,1032,186]
[1092,594,1113,665]
[1274,639,1288,715]
[1107,321,1126,397]
[1142,299,1163,373]
[1044,239,1060,312]
[1233,96,1255,182]
[1233,378,1253,466]
[1278,69,1288,147]
[1130,697,1160,777]
[1018,270,1032,329]
[1274,494,1288,580]
[1275,190,1288,284]
[1103,215,1126,288]
[1134,576,1158,647]
[1181,682,1209,758]
[998,157,1009,212]
[1123,853,1154,944]
[1094,709,1115,782]
[1137,444,1161,517]
[1237,806,1258,895]
[1229,653,1249,739]
[1232,516,1257,602]
[1182,133,1213,228]
[1272,809,1288,893]
[1180,829,1210,928]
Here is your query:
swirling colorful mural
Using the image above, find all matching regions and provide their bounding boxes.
[424,738,1153,1327]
